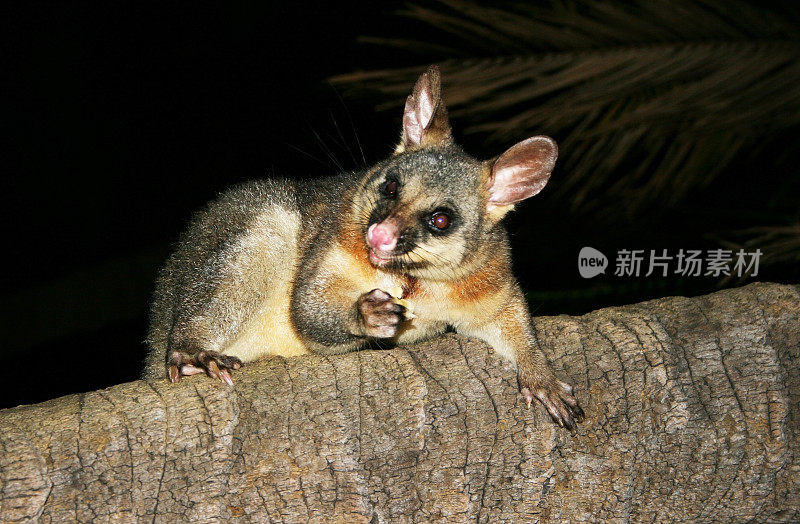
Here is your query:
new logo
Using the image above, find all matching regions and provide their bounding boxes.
[578,247,608,278]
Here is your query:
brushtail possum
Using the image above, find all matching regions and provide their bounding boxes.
[143,66,584,429]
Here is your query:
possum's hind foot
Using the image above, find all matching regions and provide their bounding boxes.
[168,349,242,385]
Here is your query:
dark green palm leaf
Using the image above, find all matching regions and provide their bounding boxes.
[330,0,800,217]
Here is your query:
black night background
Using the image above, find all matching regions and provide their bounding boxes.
[3,1,798,408]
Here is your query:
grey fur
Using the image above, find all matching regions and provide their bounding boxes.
[143,65,583,430]
[143,143,500,377]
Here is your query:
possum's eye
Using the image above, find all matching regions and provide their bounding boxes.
[428,211,451,232]
[382,179,398,198]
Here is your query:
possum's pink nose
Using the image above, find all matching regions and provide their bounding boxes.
[368,221,398,252]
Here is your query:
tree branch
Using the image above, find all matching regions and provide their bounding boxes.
[1,282,798,522]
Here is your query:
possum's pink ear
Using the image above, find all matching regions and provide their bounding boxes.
[396,65,452,153]
[486,136,558,211]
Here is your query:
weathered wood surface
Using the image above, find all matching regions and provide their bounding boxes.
[1,282,798,523]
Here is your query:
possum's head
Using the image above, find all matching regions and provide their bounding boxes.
[353,65,558,280]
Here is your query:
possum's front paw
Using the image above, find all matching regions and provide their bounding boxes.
[357,288,406,338]
[519,369,585,431]
[167,349,242,385]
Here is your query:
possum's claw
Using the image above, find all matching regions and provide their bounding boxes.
[387,286,417,320]
[520,375,584,431]
[168,350,242,385]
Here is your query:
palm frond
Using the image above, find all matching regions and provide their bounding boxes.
[716,223,800,284]
[721,224,800,261]
[330,0,800,216]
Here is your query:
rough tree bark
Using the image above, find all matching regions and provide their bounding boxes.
[1,282,798,523]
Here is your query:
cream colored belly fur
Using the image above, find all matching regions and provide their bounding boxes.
[219,206,308,362]
[222,287,308,361]
[221,240,454,361]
